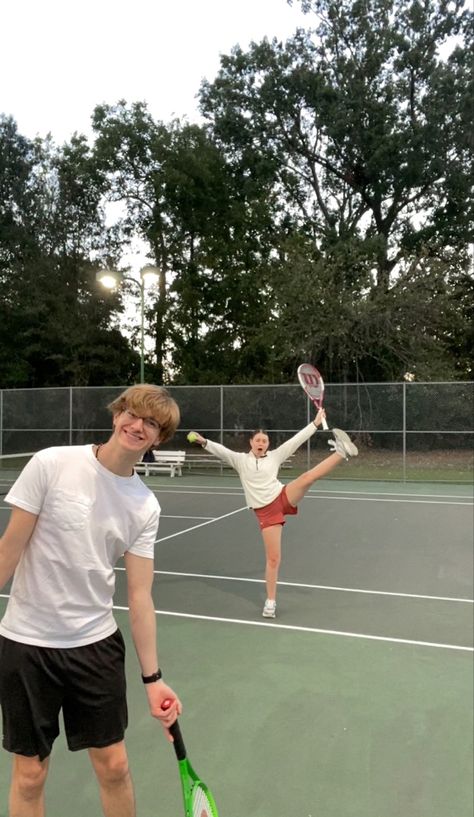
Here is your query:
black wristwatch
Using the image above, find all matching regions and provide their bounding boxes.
[141,669,162,684]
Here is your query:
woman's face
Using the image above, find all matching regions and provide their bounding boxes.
[249,432,270,458]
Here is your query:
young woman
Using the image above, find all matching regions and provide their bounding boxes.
[188,413,357,618]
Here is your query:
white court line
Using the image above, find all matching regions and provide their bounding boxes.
[155,489,244,497]
[148,482,473,501]
[156,505,248,543]
[150,570,474,605]
[314,488,473,500]
[161,515,215,520]
[0,594,470,652]
[115,567,474,604]
[111,605,473,653]
[114,566,473,604]
[306,495,472,507]
[153,487,472,506]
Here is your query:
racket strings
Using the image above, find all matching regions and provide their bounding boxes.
[307,385,323,400]
[192,784,215,816]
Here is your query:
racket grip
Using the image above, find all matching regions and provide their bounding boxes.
[162,698,187,761]
[322,417,329,430]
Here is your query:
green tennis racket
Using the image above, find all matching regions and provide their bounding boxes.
[162,699,219,817]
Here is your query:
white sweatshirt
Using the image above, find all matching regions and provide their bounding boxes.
[204,423,317,508]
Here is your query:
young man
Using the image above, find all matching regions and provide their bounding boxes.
[0,384,182,817]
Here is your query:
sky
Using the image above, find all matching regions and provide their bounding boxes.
[2,0,309,144]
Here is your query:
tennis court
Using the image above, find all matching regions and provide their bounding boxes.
[0,470,473,817]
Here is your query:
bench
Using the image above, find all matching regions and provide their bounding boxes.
[135,450,185,478]
[183,452,296,471]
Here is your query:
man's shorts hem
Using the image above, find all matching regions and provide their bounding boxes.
[68,734,126,752]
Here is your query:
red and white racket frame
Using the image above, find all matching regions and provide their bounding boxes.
[297,363,329,430]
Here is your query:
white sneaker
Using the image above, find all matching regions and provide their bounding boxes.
[262,599,276,618]
[328,428,358,460]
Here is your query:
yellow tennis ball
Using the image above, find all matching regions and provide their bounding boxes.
[187,432,198,443]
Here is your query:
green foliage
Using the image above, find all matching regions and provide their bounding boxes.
[0,116,139,387]
[195,0,472,380]
[1,0,472,387]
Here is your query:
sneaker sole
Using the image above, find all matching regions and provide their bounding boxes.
[332,428,358,457]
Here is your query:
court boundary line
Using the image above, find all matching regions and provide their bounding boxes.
[156,505,248,543]
[149,487,473,506]
[161,514,215,520]
[1,594,470,652]
[113,566,474,603]
[307,495,472,507]
[111,604,474,653]
[155,505,248,545]
[146,569,474,605]
[145,482,473,500]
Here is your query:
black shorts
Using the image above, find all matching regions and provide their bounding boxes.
[0,629,128,761]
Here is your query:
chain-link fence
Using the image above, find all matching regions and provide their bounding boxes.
[1,382,472,482]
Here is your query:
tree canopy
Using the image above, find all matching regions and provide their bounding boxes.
[0,0,472,387]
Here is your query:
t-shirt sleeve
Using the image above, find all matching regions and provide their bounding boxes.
[4,453,48,515]
[127,505,160,559]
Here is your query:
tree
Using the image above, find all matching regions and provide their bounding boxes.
[0,116,138,386]
[92,102,280,383]
[198,0,473,380]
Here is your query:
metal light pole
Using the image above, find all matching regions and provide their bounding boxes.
[96,266,159,383]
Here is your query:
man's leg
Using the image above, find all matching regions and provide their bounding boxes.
[9,754,49,817]
[89,741,135,817]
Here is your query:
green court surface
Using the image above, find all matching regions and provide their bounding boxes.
[0,475,473,816]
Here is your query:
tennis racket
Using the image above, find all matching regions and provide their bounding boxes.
[297,363,329,430]
[162,699,219,817]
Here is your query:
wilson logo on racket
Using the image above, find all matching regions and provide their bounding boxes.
[301,372,320,387]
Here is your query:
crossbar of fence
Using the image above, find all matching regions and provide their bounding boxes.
[0,382,472,482]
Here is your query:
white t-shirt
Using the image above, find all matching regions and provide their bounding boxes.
[0,445,160,648]
[204,423,317,508]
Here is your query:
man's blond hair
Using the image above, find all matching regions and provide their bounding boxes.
[108,384,180,444]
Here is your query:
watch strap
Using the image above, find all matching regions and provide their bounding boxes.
[141,669,162,684]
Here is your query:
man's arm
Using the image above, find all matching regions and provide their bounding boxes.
[0,506,38,591]
[124,552,181,731]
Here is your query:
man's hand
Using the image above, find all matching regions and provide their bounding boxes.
[145,681,182,740]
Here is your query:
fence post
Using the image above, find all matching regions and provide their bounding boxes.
[69,387,73,447]
[402,382,407,483]
[220,385,224,475]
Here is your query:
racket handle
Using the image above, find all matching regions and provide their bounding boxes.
[322,417,329,430]
[162,698,187,760]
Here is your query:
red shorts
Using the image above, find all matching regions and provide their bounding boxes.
[254,486,297,531]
